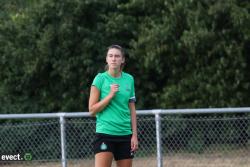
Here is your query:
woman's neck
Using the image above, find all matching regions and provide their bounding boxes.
[108,69,121,78]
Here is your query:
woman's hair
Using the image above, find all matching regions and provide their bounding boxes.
[105,44,126,71]
[107,44,125,57]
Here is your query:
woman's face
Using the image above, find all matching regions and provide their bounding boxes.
[106,48,125,70]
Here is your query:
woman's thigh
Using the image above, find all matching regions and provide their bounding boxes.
[116,159,132,167]
[95,152,113,167]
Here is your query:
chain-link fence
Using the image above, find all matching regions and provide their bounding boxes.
[0,108,250,167]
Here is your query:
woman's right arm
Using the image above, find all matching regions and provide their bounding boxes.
[88,85,118,116]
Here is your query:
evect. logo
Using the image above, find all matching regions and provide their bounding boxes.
[1,153,32,161]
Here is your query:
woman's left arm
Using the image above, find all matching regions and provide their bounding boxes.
[129,102,138,151]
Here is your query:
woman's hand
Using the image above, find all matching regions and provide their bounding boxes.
[109,84,119,97]
[131,134,138,152]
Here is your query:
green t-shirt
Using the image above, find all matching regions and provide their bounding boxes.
[92,71,136,135]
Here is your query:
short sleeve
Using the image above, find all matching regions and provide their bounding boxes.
[91,73,103,91]
[129,77,136,103]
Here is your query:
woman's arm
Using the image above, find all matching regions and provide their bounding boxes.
[88,85,118,116]
[129,102,138,151]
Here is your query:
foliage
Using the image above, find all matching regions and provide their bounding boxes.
[0,0,250,113]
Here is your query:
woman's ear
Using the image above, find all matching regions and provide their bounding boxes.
[122,57,125,63]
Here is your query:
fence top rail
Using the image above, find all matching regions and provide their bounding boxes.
[138,107,250,115]
[0,112,90,119]
[0,107,250,119]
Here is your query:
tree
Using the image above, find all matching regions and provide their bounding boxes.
[1,0,250,114]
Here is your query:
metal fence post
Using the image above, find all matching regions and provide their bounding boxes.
[155,111,163,167]
[60,116,67,167]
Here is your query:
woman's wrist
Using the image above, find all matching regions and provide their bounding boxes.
[107,93,115,99]
[132,131,138,136]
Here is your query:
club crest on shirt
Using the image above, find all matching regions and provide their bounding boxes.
[125,84,130,91]
[100,142,107,150]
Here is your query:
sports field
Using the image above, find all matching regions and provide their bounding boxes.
[2,148,250,167]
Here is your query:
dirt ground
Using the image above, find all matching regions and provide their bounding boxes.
[1,149,250,167]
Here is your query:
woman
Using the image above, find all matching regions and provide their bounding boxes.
[89,44,138,167]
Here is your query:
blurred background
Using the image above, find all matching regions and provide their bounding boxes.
[1,0,250,114]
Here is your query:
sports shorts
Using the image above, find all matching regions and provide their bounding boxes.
[93,133,134,161]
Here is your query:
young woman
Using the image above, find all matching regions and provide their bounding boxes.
[89,45,138,167]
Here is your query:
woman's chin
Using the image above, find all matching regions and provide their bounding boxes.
[109,66,119,70]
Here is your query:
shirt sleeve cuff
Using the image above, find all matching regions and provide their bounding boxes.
[129,96,136,103]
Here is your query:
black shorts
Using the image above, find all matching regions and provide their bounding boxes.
[93,133,134,161]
